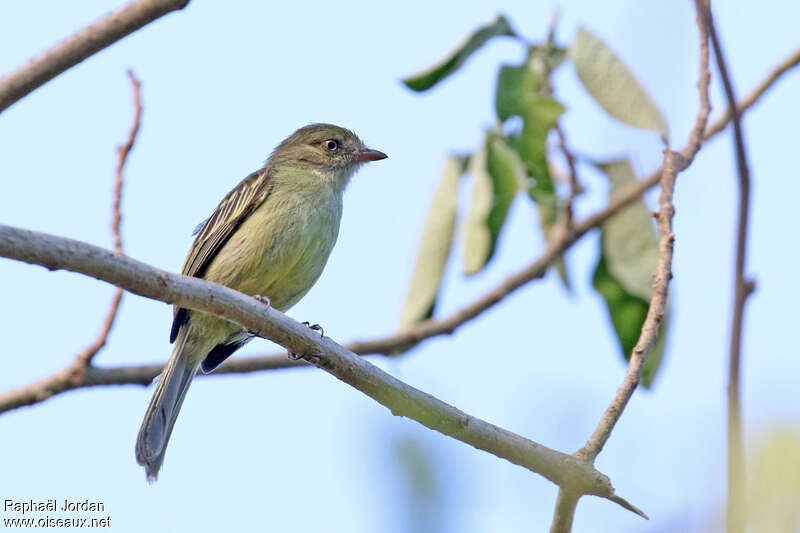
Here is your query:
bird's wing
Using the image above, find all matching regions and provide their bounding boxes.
[170,169,274,342]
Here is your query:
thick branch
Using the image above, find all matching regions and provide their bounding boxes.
[0,223,641,515]
[699,3,755,532]
[0,0,189,113]
[551,490,581,533]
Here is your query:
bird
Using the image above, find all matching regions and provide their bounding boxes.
[135,123,387,480]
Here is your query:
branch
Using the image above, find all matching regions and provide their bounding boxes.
[555,124,582,229]
[577,0,711,466]
[75,70,142,370]
[699,3,755,532]
[0,0,189,114]
[0,223,643,517]
[703,47,800,140]
[551,490,581,533]
[549,6,712,530]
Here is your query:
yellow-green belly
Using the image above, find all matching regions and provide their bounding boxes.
[190,186,342,345]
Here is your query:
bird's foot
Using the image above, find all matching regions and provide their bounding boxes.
[287,321,325,360]
[253,294,271,307]
[301,321,324,337]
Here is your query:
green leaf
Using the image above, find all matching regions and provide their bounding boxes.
[397,156,464,329]
[568,27,669,140]
[592,250,665,387]
[534,196,572,291]
[497,82,569,289]
[392,436,444,533]
[598,159,659,300]
[516,97,570,287]
[402,15,515,92]
[462,134,521,276]
[592,158,668,387]
[748,429,800,532]
[508,95,564,186]
[495,63,542,122]
[494,45,567,124]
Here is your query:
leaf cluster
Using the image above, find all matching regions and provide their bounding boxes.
[398,15,670,385]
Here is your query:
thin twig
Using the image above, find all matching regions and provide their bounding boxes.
[0,223,643,516]
[74,71,142,371]
[546,8,712,529]
[540,22,582,230]
[0,0,189,113]
[555,124,581,228]
[699,3,754,532]
[587,3,711,462]
[704,47,800,140]
[576,1,711,465]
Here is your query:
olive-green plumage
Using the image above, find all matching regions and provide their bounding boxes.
[136,124,386,480]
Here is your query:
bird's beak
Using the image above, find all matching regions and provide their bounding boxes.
[353,148,388,163]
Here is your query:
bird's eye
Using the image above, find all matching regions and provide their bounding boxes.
[323,139,339,152]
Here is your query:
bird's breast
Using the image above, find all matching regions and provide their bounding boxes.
[204,186,343,311]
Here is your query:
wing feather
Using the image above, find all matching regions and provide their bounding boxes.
[170,169,273,342]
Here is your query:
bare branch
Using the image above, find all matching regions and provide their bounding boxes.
[0,0,189,113]
[545,9,712,530]
[704,47,800,140]
[74,70,142,370]
[551,490,581,533]
[576,0,711,466]
[0,223,642,516]
[697,3,755,531]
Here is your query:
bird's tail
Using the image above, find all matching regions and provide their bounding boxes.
[136,329,201,482]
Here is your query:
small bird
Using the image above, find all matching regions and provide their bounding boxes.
[136,123,387,480]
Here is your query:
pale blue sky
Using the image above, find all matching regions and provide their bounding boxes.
[0,1,798,532]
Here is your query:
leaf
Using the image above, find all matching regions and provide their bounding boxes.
[508,95,565,185]
[462,135,521,276]
[748,429,800,531]
[528,43,568,80]
[402,15,515,92]
[568,27,669,140]
[497,81,569,288]
[514,96,570,288]
[592,249,665,387]
[598,159,659,300]
[392,436,444,533]
[494,44,568,124]
[397,156,464,329]
[592,158,668,387]
[495,63,542,122]
[536,200,572,291]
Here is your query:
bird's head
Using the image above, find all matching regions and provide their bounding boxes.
[268,123,387,188]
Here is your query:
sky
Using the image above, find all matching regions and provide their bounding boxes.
[0,1,799,532]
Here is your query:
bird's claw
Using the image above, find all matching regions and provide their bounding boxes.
[253,294,271,307]
[301,321,324,337]
[287,322,325,360]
